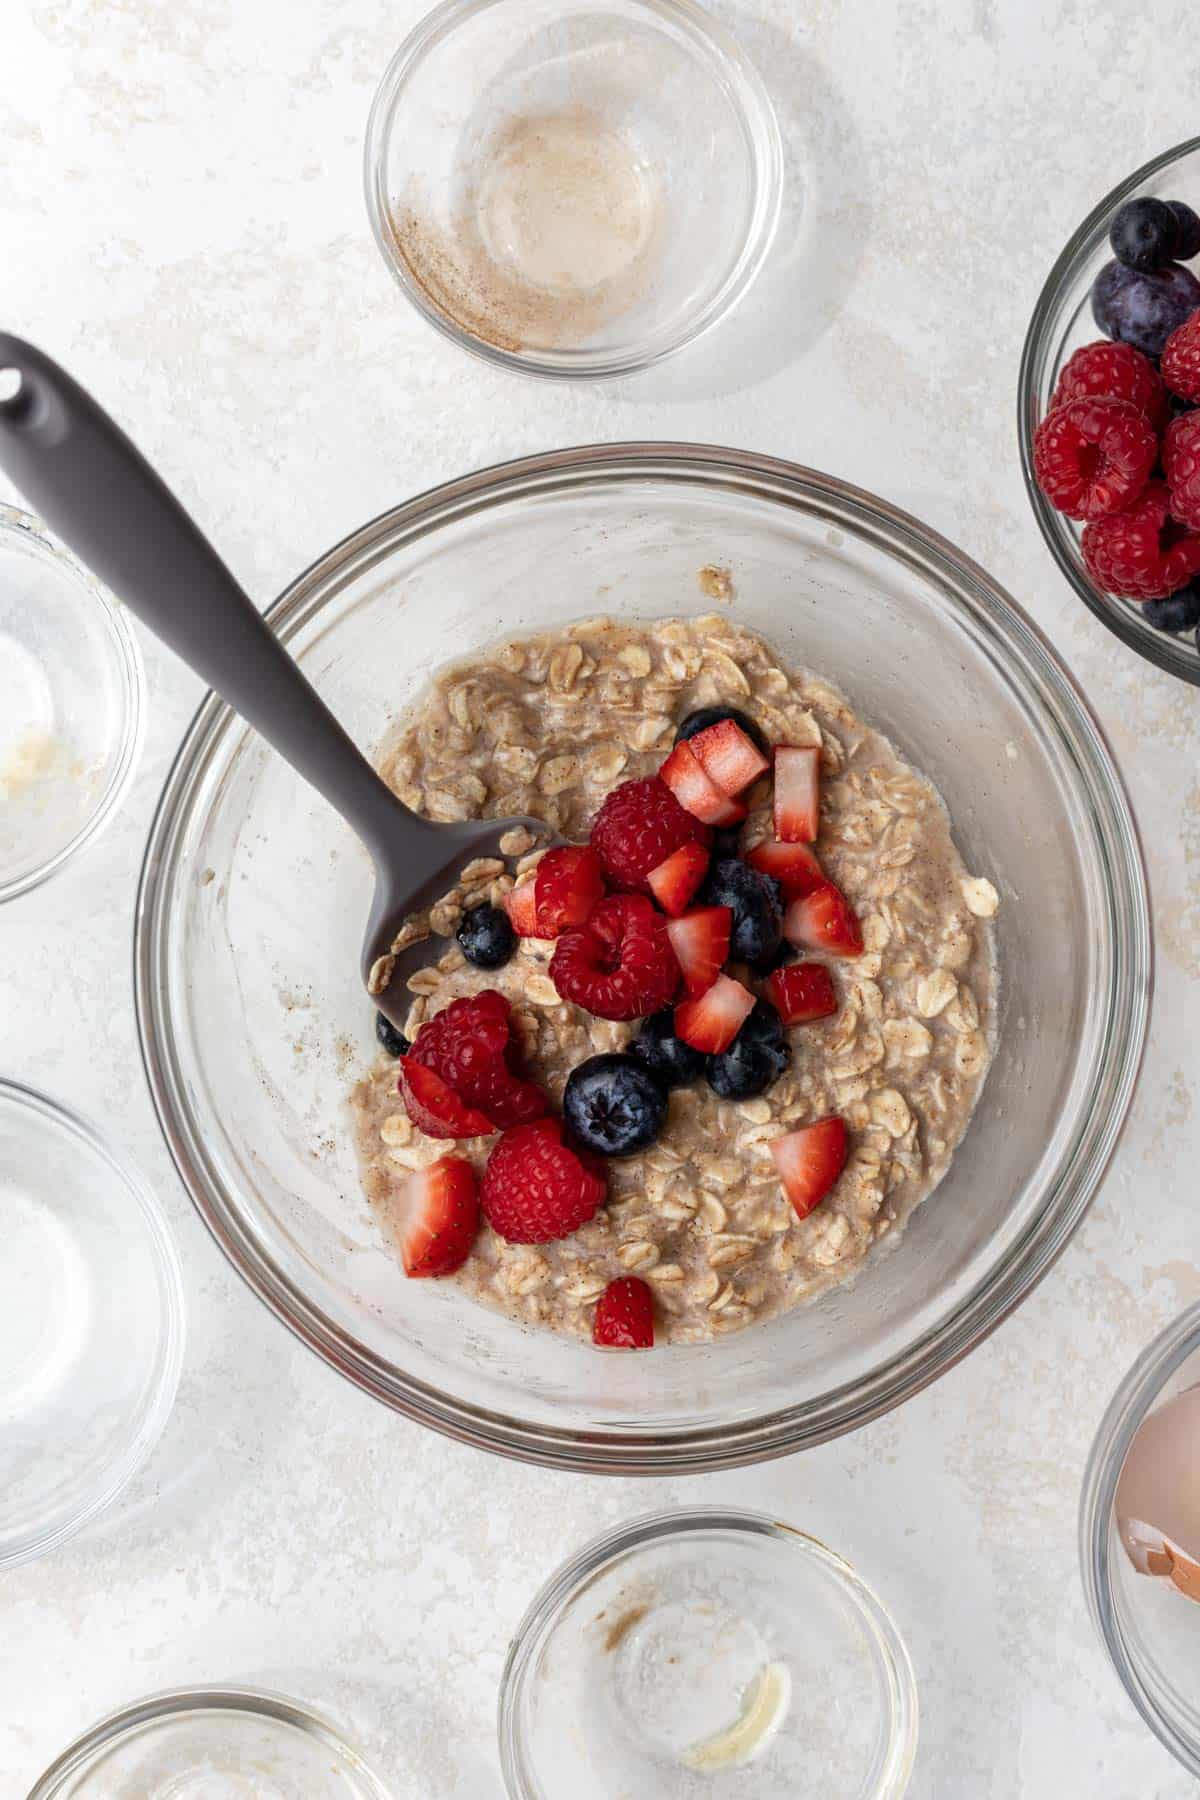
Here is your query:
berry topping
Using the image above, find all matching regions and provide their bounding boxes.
[1032,397,1156,521]
[674,972,756,1054]
[767,961,839,1025]
[593,1275,654,1348]
[1092,259,1200,359]
[706,1000,789,1101]
[1050,340,1168,430]
[687,717,771,797]
[771,1115,848,1220]
[659,740,748,826]
[376,1011,411,1057]
[628,1008,707,1088]
[1110,197,1181,272]
[481,1116,606,1244]
[551,893,680,1021]
[1162,309,1200,404]
[1081,480,1200,599]
[1163,412,1200,529]
[774,746,820,843]
[698,857,784,967]
[590,775,711,894]
[398,1156,479,1277]
[563,1052,668,1157]
[745,839,826,899]
[457,902,517,969]
[676,706,770,757]
[1143,585,1200,633]
[666,904,733,997]
[397,1058,498,1139]
[1169,200,1200,262]
[504,879,542,937]
[408,989,547,1129]
[784,884,864,958]
[647,840,710,917]
[534,845,607,936]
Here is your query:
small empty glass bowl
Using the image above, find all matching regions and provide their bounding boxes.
[0,503,143,901]
[498,1507,917,1798]
[364,0,783,377]
[0,1080,184,1567]
[27,1686,392,1798]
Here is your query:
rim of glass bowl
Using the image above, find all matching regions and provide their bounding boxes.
[0,504,145,905]
[134,442,1151,1475]
[363,0,784,381]
[1017,134,1200,688]
[27,1684,393,1798]
[0,1077,185,1569]
[497,1504,919,1800]
[1079,1302,1200,1777]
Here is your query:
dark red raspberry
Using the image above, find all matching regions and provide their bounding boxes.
[1033,397,1156,521]
[409,990,547,1130]
[1164,412,1200,529]
[481,1117,607,1244]
[1082,480,1200,599]
[1050,339,1168,430]
[1161,309,1200,403]
[593,1276,654,1348]
[550,894,680,1021]
[590,776,711,894]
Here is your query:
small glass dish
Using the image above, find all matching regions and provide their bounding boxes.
[0,503,144,901]
[499,1506,918,1798]
[27,1685,392,1798]
[0,1080,184,1567]
[1080,1302,1200,1777]
[364,0,783,379]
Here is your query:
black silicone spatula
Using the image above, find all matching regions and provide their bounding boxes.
[0,334,549,1024]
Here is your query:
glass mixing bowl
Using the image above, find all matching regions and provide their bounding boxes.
[135,444,1150,1474]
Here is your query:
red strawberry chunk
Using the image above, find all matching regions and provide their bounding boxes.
[647,841,710,917]
[504,879,542,937]
[771,1115,848,1220]
[745,839,826,899]
[767,961,838,1025]
[774,746,820,843]
[551,893,680,1021]
[397,1058,497,1139]
[666,905,732,997]
[535,845,607,936]
[675,972,756,1053]
[688,718,770,797]
[590,776,711,894]
[593,1275,654,1348]
[659,740,749,826]
[407,989,547,1130]
[784,884,863,958]
[481,1117,607,1244]
[399,1155,480,1277]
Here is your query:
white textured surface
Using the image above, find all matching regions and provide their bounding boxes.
[1,2,1198,1794]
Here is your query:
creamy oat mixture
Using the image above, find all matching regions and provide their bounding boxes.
[350,614,999,1344]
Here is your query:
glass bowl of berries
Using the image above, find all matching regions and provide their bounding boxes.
[1020,137,1200,684]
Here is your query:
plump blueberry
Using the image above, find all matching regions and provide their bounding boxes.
[1092,259,1200,358]
[1142,585,1200,633]
[756,939,798,975]
[706,1001,790,1101]
[676,706,770,757]
[699,857,784,966]
[563,1053,667,1156]
[628,1009,707,1089]
[1110,197,1181,271]
[711,825,744,860]
[376,1012,411,1057]
[456,902,516,970]
[1169,200,1200,261]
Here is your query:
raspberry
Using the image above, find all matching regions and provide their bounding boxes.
[1082,480,1200,599]
[1164,413,1200,529]
[1032,397,1156,521]
[1050,339,1168,429]
[481,1117,607,1244]
[590,776,711,893]
[593,1276,655,1348]
[1161,309,1200,403]
[409,990,547,1129]
[550,894,680,1021]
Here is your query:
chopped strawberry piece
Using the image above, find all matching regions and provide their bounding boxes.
[774,746,820,843]
[535,845,607,936]
[399,1155,480,1276]
[767,961,838,1025]
[397,1059,496,1139]
[674,972,756,1053]
[550,893,680,1020]
[688,718,770,797]
[593,1275,655,1348]
[659,740,749,827]
[504,879,542,937]
[666,905,732,997]
[771,1115,848,1219]
[647,841,710,917]
[481,1117,607,1244]
[407,989,547,1129]
[745,839,827,899]
[784,884,863,958]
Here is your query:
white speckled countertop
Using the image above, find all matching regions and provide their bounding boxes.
[2,2,1198,1794]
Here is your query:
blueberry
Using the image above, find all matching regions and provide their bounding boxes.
[698,858,784,967]
[712,826,744,860]
[676,706,770,757]
[456,902,516,970]
[563,1053,667,1156]
[628,1010,706,1089]
[1142,585,1200,633]
[756,939,798,975]
[1169,201,1200,262]
[376,1012,411,1057]
[1092,259,1200,359]
[1110,197,1180,272]
[706,1002,790,1101]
